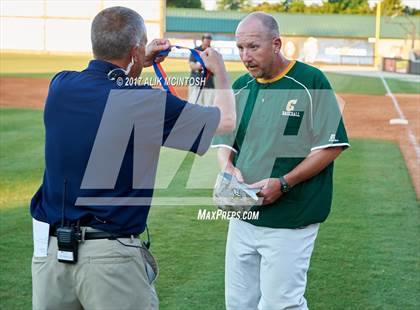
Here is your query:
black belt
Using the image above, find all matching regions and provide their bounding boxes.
[50,227,137,240]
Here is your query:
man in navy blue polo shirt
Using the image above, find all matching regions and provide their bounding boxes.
[31,6,235,310]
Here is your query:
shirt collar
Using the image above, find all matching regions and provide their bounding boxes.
[256,60,296,84]
[86,59,120,73]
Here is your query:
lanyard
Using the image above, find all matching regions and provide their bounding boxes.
[152,46,210,101]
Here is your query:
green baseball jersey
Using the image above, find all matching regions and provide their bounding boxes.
[212,60,349,228]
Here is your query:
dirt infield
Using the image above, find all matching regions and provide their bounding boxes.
[0,77,51,109]
[0,76,419,199]
[340,93,419,199]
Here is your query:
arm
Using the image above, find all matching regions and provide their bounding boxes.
[213,66,235,134]
[249,146,344,205]
[284,147,343,187]
[217,147,244,183]
[144,41,234,135]
[201,48,235,134]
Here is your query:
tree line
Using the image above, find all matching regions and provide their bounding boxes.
[167,0,420,16]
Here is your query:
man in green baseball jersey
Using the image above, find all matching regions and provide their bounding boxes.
[212,12,349,310]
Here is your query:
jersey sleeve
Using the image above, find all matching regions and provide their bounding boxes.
[163,92,221,155]
[311,74,350,151]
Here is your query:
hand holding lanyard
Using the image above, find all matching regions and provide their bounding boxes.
[152,46,210,103]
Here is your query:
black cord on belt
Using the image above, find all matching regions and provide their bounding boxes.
[115,224,151,249]
[115,238,143,249]
[144,224,151,249]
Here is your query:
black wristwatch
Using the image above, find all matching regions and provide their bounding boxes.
[279,176,291,193]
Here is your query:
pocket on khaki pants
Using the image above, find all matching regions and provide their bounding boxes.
[141,247,159,284]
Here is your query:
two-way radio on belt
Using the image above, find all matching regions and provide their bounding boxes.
[152,45,211,104]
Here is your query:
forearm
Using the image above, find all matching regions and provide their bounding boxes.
[213,67,236,134]
[284,147,344,187]
[217,147,235,171]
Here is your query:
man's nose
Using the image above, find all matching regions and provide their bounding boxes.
[241,50,252,62]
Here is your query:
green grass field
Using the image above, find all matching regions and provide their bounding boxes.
[1,107,419,309]
[1,53,419,309]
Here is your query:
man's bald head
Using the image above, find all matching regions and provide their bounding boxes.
[236,12,279,39]
[235,12,285,80]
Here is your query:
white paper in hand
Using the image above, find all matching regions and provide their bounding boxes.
[242,187,261,201]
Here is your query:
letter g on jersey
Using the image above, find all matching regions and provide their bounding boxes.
[286,99,298,112]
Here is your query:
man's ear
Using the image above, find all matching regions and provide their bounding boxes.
[273,37,282,54]
[130,45,140,63]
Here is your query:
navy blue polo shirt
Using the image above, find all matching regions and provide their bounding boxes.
[30,60,220,235]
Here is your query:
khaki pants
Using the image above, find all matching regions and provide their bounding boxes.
[32,236,158,310]
[188,86,215,106]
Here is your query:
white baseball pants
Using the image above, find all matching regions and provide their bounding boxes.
[225,219,320,310]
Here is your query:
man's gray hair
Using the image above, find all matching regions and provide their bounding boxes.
[245,12,279,38]
[91,6,146,60]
